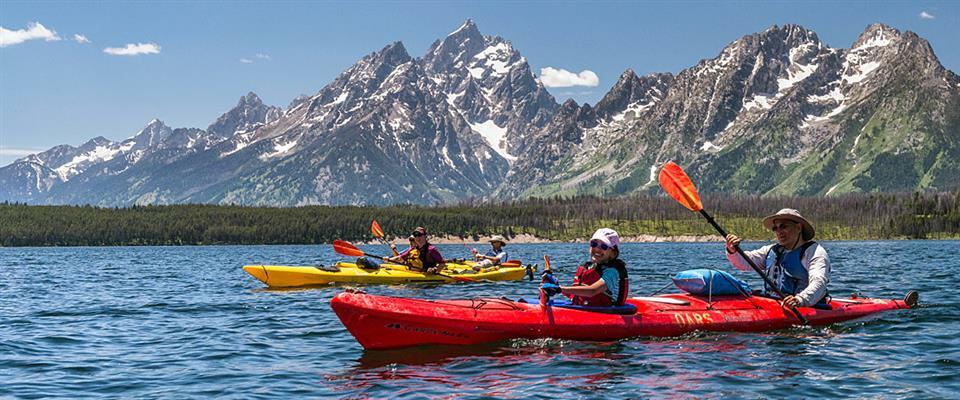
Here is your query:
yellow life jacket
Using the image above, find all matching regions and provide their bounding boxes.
[404,248,424,271]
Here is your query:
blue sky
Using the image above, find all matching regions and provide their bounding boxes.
[1,0,957,165]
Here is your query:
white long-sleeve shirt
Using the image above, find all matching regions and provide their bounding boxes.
[726,242,830,307]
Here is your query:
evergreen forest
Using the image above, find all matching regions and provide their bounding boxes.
[2,191,959,246]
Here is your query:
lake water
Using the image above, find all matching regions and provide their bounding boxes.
[1,241,958,398]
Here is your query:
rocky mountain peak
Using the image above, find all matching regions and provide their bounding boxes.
[593,70,672,120]
[138,119,171,137]
[423,19,487,73]
[239,92,264,107]
[377,41,412,65]
[207,92,282,138]
[852,23,901,49]
[129,119,173,150]
[79,136,113,150]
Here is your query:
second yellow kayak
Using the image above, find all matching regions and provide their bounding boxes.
[243,261,532,287]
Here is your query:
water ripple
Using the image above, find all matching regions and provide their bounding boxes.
[1,242,958,398]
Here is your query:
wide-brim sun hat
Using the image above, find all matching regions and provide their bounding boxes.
[488,235,507,245]
[762,208,815,240]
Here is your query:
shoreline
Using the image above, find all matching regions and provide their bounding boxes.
[383,233,724,244]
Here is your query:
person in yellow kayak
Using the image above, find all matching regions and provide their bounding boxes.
[385,227,446,274]
[471,235,508,271]
[724,208,831,308]
[540,228,629,306]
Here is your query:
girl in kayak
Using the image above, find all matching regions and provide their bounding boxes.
[724,208,830,308]
[385,227,445,274]
[541,228,629,306]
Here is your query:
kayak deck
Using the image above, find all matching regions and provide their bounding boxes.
[243,261,531,287]
[331,290,916,350]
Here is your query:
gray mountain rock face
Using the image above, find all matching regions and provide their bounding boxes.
[1,22,956,206]
[207,92,283,138]
[501,23,959,198]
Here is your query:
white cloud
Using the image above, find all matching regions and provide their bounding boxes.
[539,67,600,88]
[73,34,91,44]
[0,22,61,47]
[919,11,935,20]
[103,42,161,56]
[0,147,43,157]
[241,53,270,64]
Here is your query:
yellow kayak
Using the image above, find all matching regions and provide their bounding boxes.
[243,261,533,287]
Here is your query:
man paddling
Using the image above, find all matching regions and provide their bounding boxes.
[385,227,445,274]
[471,235,508,271]
[724,209,830,308]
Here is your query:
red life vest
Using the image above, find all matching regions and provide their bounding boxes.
[568,259,629,306]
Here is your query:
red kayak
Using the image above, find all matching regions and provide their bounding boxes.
[331,289,918,350]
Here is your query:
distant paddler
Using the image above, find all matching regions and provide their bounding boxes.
[470,235,508,271]
[724,208,831,308]
[384,227,446,274]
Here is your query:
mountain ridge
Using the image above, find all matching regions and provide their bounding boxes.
[2,21,956,206]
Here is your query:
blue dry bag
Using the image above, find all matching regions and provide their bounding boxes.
[672,269,751,296]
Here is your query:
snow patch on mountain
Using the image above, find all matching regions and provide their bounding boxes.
[843,61,881,84]
[611,101,655,122]
[778,62,818,91]
[700,141,723,152]
[260,140,298,160]
[469,120,515,160]
[852,29,892,51]
[473,42,515,75]
[54,144,126,180]
[743,93,776,110]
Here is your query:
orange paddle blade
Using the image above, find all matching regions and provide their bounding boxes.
[543,255,551,272]
[658,161,703,212]
[332,240,365,257]
[371,220,384,238]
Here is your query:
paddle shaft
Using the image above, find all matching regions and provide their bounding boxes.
[699,209,809,324]
[361,250,472,282]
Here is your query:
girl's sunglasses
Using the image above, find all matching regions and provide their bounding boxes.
[590,240,610,250]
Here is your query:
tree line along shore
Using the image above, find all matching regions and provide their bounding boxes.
[1,191,958,247]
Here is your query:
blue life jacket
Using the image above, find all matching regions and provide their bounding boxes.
[484,248,508,263]
[764,241,827,304]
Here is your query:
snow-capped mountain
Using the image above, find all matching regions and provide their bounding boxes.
[500,23,960,197]
[1,20,558,205]
[0,94,279,203]
[2,22,957,206]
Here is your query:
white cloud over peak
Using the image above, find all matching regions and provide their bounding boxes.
[919,11,935,20]
[103,42,161,56]
[539,67,599,88]
[256,53,270,60]
[0,22,61,47]
[73,34,91,44]
[240,58,254,64]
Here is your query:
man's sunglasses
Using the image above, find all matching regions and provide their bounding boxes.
[590,240,610,250]
[771,222,795,232]
[411,232,425,237]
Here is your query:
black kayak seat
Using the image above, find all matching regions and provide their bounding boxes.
[548,299,637,315]
[515,298,637,314]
